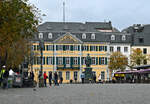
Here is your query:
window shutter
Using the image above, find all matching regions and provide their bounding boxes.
[96,57,98,65]
[99,57,101,65]
[63,45,66,51]
[96,46,98,51]
[99,46,102,51]
[90,46,92,51]
[71,57,73,66]
[82,46,84,51]
[105,46,107,51]
[78,57,80,65]
[87,46,89,51]
[56,57,58,65]
[53,57,55,65]
[105,57,107,65]
[78,45,80,51]
[81,57,83,65]
[71,45,73,51]
[63,57,66,66]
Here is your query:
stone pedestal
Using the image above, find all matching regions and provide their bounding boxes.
[84,67,93,83]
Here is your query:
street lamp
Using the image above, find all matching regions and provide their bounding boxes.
[39,39,44,87]
[39,39,44,75]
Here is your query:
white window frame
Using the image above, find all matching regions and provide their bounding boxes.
[110,46,114,52]
[91,33,95,39]
[58,57,63,65]
[73,57,78,65]
[66,71,70,80]
[48,33,52,39]
[39,32,43,39]
[124,47,128,52]
[111,35,115,40]
[82,33,86,39]
[101,57,105,65]
[66,57,70,65]
[92,57,96,65]
[122,35,126,41]
[73,45,78,51]
[47,57,53,65]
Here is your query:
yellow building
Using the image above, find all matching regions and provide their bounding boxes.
[31,22,117,83]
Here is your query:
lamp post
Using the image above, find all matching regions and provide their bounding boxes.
[39,39,44,87]
[39,40,44,75]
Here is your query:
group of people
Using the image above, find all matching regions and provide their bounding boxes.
[42,71,63,87]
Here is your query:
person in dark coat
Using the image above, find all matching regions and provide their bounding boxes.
[49,72,52,87]
[30,71,34,81]
[3,69,9,89]
[93,73,96,83]
[54,72,59,86]
[59,77,63,84]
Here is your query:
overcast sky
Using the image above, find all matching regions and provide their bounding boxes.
[29,0,150,30]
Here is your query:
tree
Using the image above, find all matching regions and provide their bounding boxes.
[108,52,128,72]
[130,48,149,67]
[0,0,41,70]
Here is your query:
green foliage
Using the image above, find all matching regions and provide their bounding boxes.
[108,52,128,72]
[0,0,41,69]
[130,48,149,66]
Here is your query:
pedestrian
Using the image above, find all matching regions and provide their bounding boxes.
[81,73,85,84]
[2,67,9,89]
[93,73,96,83]
[30,71,34,81]
[0,66,5,87]
[59,76,63,84]
[49,72,52,87]
[43,72,48,87]
[54,72,59,86]
[98,74,101,83]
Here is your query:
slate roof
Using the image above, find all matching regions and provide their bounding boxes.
[122,24,150,46]
[32,22,132,44]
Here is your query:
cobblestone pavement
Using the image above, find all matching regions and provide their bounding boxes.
[0,84,150,104]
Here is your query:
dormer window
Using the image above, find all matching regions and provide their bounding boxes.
[111,35,115,40]
[122,35,126,41]
[91,33,95,39]
[48,33,52,39]
[82,33,86,39]
[39,33,43,39]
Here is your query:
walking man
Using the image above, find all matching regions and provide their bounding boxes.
[54,72,59,86]
[49,71,52,87]
[43,72,48,87]
[81,73,85,84]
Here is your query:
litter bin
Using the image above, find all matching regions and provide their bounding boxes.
[13,74,23,88]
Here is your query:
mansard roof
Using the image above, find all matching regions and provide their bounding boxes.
[122,24,150,46]
[32,22,132,44]
[37,21,114,33]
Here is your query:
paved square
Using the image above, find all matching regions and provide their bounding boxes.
[0,84,150,104]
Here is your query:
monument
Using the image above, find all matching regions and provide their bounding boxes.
[84,54,93,83]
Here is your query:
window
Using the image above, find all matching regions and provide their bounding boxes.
[124,47,128,52]
[143,60,147,65]
[92,57,96,65]
[139,38,144,43]
[46,45,53,51]
[65,45,70,50]
[66,71,70,80]
[101,71,105,80]
[110,46,114,52]
[73,45,78,51]
[143,48,147,54]
[47,57,53,65]
[39,33,43,39]
[74,71,78,80]
[66,57,70,65]
[48,33,52,39]
[37,57,41,65]
[82,33,86,39]
[101,57,105,65]
[91,33,95,39]
[117,47,121,52]
[57,45,63,50]
[90,46,96,51]
[111,35,115,40]
[73,57,78,65]
[82,57,86,65]
[122,35,126,41]
[58,57,63,65]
